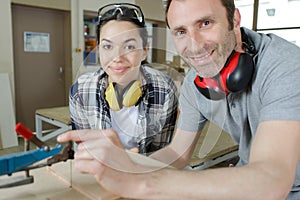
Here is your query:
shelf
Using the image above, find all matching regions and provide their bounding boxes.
[83,12,98,66]
[84,51,97,65]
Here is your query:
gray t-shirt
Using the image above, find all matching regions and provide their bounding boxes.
[177,27,300,195]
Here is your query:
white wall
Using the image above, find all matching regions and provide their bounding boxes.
[136,0,165,22]
[11,0,70,10]
[0,0,15,98]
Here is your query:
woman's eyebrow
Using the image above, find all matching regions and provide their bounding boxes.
[101,38,112,43]
[124,38,137,43]
[100,38,137,45]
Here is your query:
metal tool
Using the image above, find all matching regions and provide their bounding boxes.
[0,123,74,188]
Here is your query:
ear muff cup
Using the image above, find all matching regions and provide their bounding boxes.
[122,81,143,107]
[194,76,226,100]
[194,51,254,100]
[105,82,122,111]
[105,80,142,111]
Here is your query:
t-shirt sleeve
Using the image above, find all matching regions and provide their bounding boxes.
[177,77,206,132]
[259,47,300,122]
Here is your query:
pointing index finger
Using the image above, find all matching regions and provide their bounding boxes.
[57,130,81,143]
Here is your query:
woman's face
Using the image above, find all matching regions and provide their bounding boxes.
[99,20,147,85]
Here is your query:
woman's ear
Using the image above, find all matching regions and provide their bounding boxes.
[142,43,149,61]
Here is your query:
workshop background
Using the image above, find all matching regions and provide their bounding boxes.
[0,0,299,150]
[0,0,300,198]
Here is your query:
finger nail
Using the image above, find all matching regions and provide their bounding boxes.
[57,135,62,142]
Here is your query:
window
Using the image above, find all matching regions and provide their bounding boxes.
[257,0,300,29]
[235,0,254,29]
[146,22,153,63]
[235,0,300,47]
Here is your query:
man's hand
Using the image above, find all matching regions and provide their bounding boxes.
[129,147,139,153]
[57,129,145,197]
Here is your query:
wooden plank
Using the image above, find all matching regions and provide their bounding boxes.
[46,151,172,200]
[0,73,18,148]
[47,161,118,200]
[0,164,92,200]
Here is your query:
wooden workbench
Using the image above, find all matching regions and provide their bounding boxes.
[36,106,71,125]
[188,122,238,169]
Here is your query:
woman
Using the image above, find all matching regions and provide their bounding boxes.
[70,3,178,154]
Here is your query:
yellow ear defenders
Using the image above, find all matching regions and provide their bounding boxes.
[105,80,143,111]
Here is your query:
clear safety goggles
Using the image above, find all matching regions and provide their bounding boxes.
[97,3,144,25]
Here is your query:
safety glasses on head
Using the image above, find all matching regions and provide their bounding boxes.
[97,3,145,26]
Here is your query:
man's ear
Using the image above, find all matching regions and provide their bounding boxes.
[233,8,241,30]
[233,8,244,52]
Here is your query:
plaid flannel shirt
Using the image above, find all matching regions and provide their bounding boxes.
[69,65,178,154]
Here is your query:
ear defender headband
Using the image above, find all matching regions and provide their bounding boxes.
[194,51,254,100]
[105,80,143,111]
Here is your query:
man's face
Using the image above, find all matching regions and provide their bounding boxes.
[167,0,238,78]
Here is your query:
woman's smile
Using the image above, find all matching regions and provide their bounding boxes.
[109,66,130,74]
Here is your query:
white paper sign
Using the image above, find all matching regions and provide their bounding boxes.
[24,31,50,52]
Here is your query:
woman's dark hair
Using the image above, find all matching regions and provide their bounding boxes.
[165,0,235,30]
[96,6,148,48]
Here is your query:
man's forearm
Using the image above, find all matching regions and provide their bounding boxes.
[150,145,190,169]
[135,163,289,200]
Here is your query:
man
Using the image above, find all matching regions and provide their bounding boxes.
[58,0,300,199]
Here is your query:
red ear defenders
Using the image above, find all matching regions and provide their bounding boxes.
[105,80,143,111]
[194,51,254,100]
